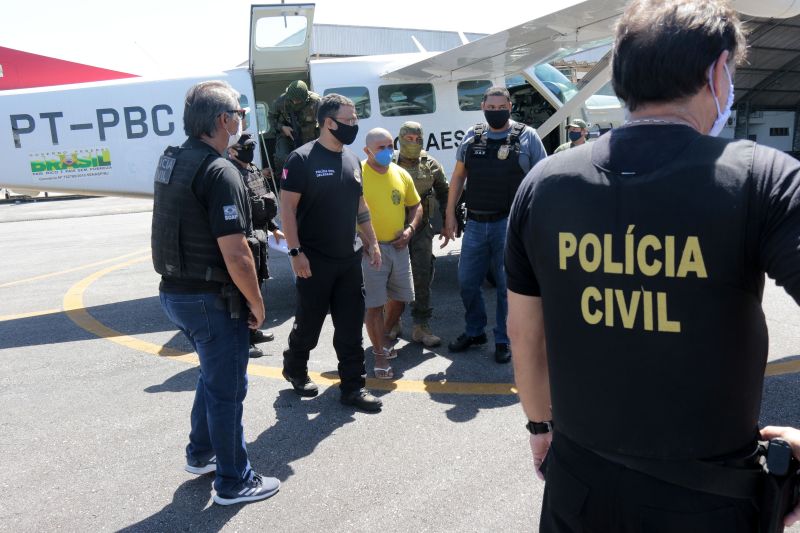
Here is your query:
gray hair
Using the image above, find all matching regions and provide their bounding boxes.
[183,80,240,137]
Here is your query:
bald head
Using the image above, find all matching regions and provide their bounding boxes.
[365,128,393,149]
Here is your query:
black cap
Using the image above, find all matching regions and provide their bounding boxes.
[235,133,256,150]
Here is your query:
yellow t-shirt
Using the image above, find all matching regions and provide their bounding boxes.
[361,161,421,242]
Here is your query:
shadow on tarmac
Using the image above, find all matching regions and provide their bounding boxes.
[116,474,241,533]
[249,388,356,482]
[144,366,199,394]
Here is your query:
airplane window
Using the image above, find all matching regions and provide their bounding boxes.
[255,102,269,135]
[323,86,371,119]
[457,80,492,111]
[239,95,250,131]
[378,83,435,117]
[255,15,307,48]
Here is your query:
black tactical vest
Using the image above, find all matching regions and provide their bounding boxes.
[464,122,527,213]
[151,142,230,283]
[527,134,764,459]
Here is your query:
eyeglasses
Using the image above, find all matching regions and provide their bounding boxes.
[333,116,358,126]
[227,109,246,119]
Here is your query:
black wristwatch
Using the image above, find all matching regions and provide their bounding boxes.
[288,247,302,257]
[526,420,554,435]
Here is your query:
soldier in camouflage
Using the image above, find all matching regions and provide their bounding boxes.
[391,121,449,347]
[553,118,589,154]
[269,80,321,174]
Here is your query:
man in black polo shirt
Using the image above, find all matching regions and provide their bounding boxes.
[279,93,383,412]
[152,80,279,505]
[507,1,800,530]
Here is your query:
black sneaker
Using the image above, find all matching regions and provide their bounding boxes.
[213,471,280,506]
[250,329,275,344]
[184,455,216,475]
[448,332,488,352]
[282,369,319,397]
[494,343,511,364]
[249,345,266,359]
[340,388,382,412]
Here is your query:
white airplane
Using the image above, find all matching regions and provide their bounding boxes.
[0,0,797,198]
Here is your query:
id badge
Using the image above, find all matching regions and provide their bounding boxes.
[498,145,510,160]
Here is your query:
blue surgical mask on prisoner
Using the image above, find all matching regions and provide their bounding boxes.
[708,62,734,137]
[371,147,393,167]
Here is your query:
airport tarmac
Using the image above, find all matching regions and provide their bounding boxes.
[1,197,798,533]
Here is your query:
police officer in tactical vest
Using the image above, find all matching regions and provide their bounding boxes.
[152,80,279,506]
[390,121,449,347]
[443,86,547,363]
[270,80,321,175]
[506,1,800,530]
[228,133,285,358]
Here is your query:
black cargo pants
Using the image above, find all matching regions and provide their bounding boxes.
[539,432,759,533]
[283,251,366,394]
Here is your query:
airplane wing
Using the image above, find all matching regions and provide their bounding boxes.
[380,0,628,82]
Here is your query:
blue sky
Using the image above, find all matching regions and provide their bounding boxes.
[1,0,583,76]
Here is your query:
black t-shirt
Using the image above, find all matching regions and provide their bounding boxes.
[160,138,251,293]
[506,125,800,459]
[281,140,363,261]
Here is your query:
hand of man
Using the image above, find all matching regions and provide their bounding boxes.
[440,213,457,248]
[246,299,265,330]
[530,433,553,482]
[760,426,800,526]
[281,125,294,138]
[272,229,285,244]
[367,243,382,270]
[291,252,312,278]
[391,227,413,249]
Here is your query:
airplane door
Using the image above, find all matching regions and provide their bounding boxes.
[250,4,315,76]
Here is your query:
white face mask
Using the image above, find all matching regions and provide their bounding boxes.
[708,62,734,137]
[222,112,242,150]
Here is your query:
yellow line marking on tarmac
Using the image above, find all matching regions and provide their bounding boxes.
[0,308,62,322]
[1,248,150,288]
[60,255,799,395]
[61,255,520,395]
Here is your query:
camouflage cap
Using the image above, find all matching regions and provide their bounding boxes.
[286,80,309,102]
[567,118,590,129]
[399,121,423,138]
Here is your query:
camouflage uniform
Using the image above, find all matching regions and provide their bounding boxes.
[270,80,321,174]
[393,122,449,338]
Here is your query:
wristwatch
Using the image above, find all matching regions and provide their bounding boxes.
[526,420,554,435]
[288,247,302,257]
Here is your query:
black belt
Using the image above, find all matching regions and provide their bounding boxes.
[467,211,507,223]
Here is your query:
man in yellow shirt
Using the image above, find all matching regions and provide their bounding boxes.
[361,128,422,379]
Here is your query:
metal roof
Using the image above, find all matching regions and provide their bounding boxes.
[735,15,800,109]
[307,24,487,57]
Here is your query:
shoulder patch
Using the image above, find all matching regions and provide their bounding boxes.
[154,154,176,184]
[223,205,239,221]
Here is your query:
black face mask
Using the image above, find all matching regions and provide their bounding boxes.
[484,109,510,130]
[237,148,254,164]
[330,119,359,145]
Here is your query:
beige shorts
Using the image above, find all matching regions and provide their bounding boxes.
[362,243,415,309]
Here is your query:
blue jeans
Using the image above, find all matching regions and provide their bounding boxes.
[457,218,509,344]
[160,291,251,493]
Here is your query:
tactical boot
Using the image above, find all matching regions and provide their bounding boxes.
[412,324,442,348]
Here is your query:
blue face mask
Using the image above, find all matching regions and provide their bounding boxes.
[568,131,583,142]
[371,147,393,167]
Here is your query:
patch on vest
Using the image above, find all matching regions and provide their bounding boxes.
[154,155,176,184]
[391,189,401,205]
[353,168,361,184]
[223,205,239,221]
